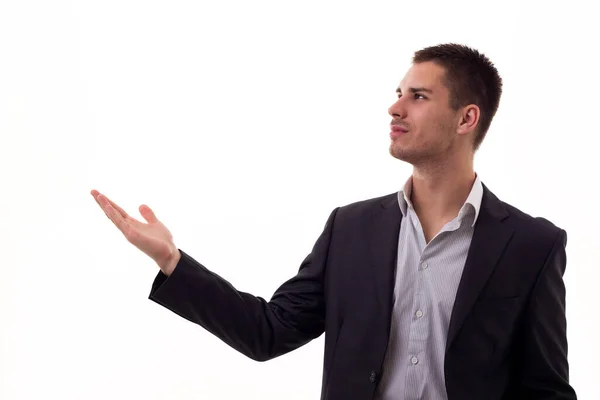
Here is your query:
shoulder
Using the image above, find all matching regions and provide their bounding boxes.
[504,201,563,235]
[335,192,397,216]
[485,186,567,252]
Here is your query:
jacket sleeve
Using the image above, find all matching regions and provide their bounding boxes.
[518,228,577,399]
[148,207,339,361]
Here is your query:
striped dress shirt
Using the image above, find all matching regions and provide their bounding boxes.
[374,173,483,400]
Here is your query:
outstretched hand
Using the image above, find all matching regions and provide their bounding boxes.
[91,190,181,276]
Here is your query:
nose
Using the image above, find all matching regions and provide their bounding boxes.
[388,98,407,119]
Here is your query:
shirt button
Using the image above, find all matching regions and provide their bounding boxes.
[411,357,419,365]
[421,262,428,270]
[415,310,424,318]
[369,370,377,383]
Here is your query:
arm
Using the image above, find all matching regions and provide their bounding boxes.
[148,207,339,361]
[519,228,577,399]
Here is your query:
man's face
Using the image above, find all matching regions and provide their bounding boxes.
[388,61,459,165]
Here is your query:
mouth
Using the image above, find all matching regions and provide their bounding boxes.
[391,125,408,133]
[390,124,408,139]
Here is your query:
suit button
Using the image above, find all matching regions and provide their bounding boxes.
[369,370,377,383]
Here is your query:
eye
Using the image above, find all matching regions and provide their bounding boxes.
[414,93,426,100]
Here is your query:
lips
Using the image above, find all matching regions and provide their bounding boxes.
[390,124,408,139]
[391,125,408,133]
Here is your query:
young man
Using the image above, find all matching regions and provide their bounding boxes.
[92,43,577,399]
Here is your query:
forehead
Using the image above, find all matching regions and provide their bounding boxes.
[398,61,448,92]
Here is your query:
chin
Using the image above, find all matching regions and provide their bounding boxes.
[389,145,427,165]
[389,144,411,161]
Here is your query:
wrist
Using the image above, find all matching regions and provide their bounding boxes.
[161,248,181,276]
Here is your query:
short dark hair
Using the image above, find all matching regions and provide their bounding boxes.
[413,43,503,151]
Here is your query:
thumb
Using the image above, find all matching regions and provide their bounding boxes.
[139,204,158,223]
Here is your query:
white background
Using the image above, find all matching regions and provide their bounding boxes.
[1,0,598,399]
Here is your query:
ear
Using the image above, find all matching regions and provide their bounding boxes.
[457,104,480,136]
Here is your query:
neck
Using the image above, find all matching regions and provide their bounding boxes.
[409,154,476,222]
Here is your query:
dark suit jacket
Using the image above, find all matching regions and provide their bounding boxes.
[149,184,577,399]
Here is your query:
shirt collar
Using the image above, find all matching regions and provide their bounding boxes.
[397,173,483,228]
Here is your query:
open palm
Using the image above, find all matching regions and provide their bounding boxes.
[91,189,180,274]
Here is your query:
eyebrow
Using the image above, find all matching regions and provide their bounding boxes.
[396,87,434,94]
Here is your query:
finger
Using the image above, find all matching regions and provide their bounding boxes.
[139,204,158,224]
[91,190,113,214]
[94,192,129,219]
[100,194,129,219]
[91,191,112,220]
[92,191,147,228]
[104,201,136,239]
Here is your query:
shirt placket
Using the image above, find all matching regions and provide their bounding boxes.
[404,209,430,400]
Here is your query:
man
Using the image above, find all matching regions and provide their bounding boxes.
[91,43,577,399]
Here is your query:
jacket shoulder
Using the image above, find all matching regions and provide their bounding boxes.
[336,192,397,214]
[494,195,566,246]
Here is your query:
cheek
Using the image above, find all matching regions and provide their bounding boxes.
[414,107,439,127]
[424,111,454,133]
[415,113,440,135]
[413,113,454,146]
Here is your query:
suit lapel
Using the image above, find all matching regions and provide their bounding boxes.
[445,184,514,351]
[368,194,403,319]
